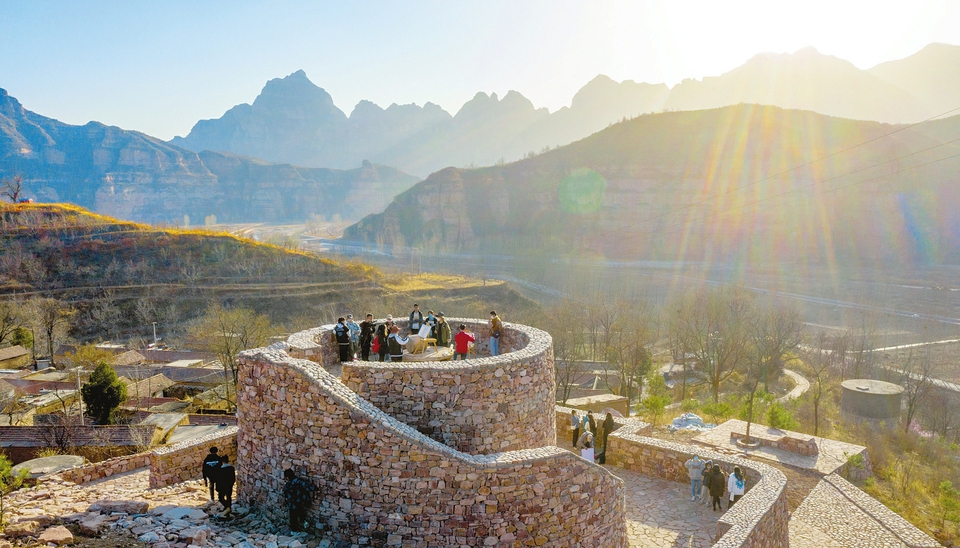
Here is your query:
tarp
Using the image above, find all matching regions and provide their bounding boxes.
[669,412,716,432]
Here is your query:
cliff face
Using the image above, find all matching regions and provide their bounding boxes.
[0,88,419,224]
[344,104,960,267]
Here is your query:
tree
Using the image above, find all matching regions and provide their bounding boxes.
[641,370,671,427]
[605,302,657,413]
[191,303,273,410]
[0,302,25,347]
[1,175,24,204]
[897,345,938,434]
[9,327,32,352]
[804,331,834,436]
[542,299,587,404]
[743,305,803,442]
[670,287,755,402]
[81,362,127,424]
[938,480,960,531]
[0,454,28,526]
[66,344,115,370]
[29,298,75,367]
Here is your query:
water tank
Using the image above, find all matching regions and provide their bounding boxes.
[841,379,904,423]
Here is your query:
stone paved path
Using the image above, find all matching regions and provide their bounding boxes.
[610,468,720,548]
[778,369,810,402]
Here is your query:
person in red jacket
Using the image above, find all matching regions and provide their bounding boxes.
[453,324,475,360]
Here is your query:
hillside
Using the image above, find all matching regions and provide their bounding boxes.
[868,43,960,119]
[343,104,960,267]
[0,88,419,224]
[0,203,539,342]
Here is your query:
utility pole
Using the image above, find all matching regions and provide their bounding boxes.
[74,366,84,426]
[152,322,158,346]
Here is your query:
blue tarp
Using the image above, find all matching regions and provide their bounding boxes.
[669,412,716,432]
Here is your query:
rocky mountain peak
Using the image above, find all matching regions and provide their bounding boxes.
[251,70,346,121]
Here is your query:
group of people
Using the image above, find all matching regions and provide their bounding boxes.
[201,447,236,515]
[570,410,616,465]
[332,306,504,363]
[684,455,747,511]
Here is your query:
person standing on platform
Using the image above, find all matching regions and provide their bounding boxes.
[454,324,475,360]
[388,325,409,362]
[409,304,424,335]
[359,313,376,361]
[345,314,361,359]
[435,313,451,348]
[684,455,705,501]
[489,311,503,356]
[334,317,352,363]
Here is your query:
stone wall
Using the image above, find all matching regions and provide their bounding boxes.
[237,349,627,548]
[340,319,554,454]
[52,452,150,485]
[729,431,819,456]
[605,420,789,548]
[148,426,238,489]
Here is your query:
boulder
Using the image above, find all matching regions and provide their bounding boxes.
[37,525,74,545]
[161,507,207,521]
[78,514,109,535]
[88,500,149,515]
[3,520,39,538]
[138,531,162,543]
[179,526,209,545]
[17,514,55,527]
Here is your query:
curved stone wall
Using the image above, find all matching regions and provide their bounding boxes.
[340,319,555,454]
[236,349,626,547]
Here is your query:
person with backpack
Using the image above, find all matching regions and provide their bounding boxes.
[409,304,424,334]
[488,311,503,356]
[201,446,223,501]
[453,324,475,360]
[215,455,236,515]
[334,317,351,363]
[727,466,746,508]
[387,324,410,362]
[359,314,376,361]
[707,464,726,512]
[345,314,361,359]
[283,468,316,532]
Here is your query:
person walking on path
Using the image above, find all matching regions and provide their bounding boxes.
[684,455,706,501]
[434,313,452,348]
[201,446,222,501]
[334,317,352,363]
[215,455,236,515]
[453,324,475,360]
[707,464,726,512]
[409,304,424,334]
[727,466,746,509]
[570,410,581,447]
[359,314,376,361]
[488,311,503,356]
[387,325,409,362]
[345,314,361,359]
[283,469,316,532]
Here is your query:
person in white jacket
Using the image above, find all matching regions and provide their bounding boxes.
[727,466,746,508]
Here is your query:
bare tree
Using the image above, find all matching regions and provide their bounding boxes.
[29,298,75,367]
[670,287,755,402]
[191,303,273,411]
[897,346,938,434]
[605,303,658,413]
[920,390,960,442]
[1,175,24,203]
[804,331,834,437]
[847,315,879,379]
[541,299,587,404]
[742,305,803,442]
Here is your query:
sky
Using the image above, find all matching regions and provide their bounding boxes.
[2,0,959,141]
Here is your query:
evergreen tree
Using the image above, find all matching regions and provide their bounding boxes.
[80,362,127,425]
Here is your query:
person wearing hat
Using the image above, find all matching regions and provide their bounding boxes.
[435,313,452,348]
[387,324,410,362]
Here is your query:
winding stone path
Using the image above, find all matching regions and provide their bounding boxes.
[778,369,810,402]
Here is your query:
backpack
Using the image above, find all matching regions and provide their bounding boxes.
[371,336,380,354]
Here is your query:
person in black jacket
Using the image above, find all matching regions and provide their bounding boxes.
[359,313,376,361]
[387,325,410,362]
[201,446,223,501]
[283,468,316,532]
[334,317,351,363]
[216,455,236,514]
[706,464,727,512]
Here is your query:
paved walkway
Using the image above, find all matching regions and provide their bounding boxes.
[778,369,810,402]
[610,467,721,548]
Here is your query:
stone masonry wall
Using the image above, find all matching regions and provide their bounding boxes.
[236,349,627,548]
[148,427,238,489]
[340,320,554,454]
[52,452,150,485]
[605,421,789,548]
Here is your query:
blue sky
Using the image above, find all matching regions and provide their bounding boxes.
[2,0,959,140]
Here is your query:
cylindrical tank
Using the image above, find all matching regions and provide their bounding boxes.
[840,379,904,422]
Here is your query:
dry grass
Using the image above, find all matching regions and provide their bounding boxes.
[380,272,503,292]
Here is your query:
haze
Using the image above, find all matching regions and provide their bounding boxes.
[2,0,960,140]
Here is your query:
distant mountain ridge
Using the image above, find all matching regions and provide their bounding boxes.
[0,87,419,224]
[172,44,960,177]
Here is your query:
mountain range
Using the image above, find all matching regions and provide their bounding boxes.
[342,103,960,267]
[0,88,418,224]
[173,44,960,177]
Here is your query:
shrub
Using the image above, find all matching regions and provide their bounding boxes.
[680,398,700,412]
[767,402,799,430]
[701,401,734,423]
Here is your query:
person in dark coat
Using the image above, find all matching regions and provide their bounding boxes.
[434,313,452,348]
[387,325,410,362]
[334,317,351,363]
[706,464,727,512]
[215,455,236,514]
[359,313,376,361]
[409,304,424,334]
[599,412,615,464]
[201,446,223,501]
[376,316,393,362]
[283,468,316,532]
